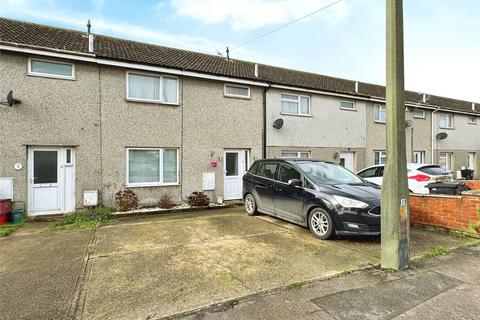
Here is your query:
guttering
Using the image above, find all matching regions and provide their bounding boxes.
[431,107,441,163]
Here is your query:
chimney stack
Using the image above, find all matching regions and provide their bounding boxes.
[254,64,259,78]
[87,20,94,53]
[354,81,359,93]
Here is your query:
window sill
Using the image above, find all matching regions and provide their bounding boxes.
[224,94,251,100]
[439,127,454,130]
[413,116,426,119]
[27,73,76,81]
[374,120,386,124]
[340,107,357,112]
[468,123,477,125]
[126,183,180,188]
[125,98,180,106]
[280,112,312,117]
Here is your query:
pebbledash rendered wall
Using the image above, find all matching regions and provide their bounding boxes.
[265,88,367,171]
[0,51,102,210]
[0,49,264,211]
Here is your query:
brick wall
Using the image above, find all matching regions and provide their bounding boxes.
[410,194,480,231]
[463,180,480,190]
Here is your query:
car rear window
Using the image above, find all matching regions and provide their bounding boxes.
[418,165,449,175]
[257,162,279,180]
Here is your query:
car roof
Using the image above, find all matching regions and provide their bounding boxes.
[254,158,334,164]
[358,163,441,172]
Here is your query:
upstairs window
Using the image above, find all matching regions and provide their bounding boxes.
[281,94,310,116]
[340,101,355,110]
[468,116,477,125]
[127,72,178,104]
[224,84,250,99]
[374,104,387,123]
[28,58,75,79]
[439,113,454,129]
[412,109,426,119]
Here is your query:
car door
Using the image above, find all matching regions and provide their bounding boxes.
[273,163,304,222]
[253,162,279,214]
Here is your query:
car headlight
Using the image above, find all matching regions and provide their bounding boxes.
[332,195,369,209]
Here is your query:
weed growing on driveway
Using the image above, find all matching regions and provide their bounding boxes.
[0,219,25,237]
[51,206,116,231]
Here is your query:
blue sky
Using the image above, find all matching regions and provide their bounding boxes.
[1,0,479,102]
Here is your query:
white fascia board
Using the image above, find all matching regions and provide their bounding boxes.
[0,44,96,62]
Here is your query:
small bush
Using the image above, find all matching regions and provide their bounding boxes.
[187,191,210,207]
[115,189,138,211]
[158,193,176,209]
[53,206,116,230]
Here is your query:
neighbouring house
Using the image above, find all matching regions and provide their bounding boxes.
[0,17,479,216]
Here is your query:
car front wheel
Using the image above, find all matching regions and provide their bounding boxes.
[309,208,335,240]
[244,194,257,216]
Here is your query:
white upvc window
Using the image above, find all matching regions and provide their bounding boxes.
[27,58,75,80]
[340,100,356,111]
[126,148,179,187]
[280,151,311,159]
[374,151,387,165]
[468,116,477,125]
[412,109,426,119]
[224,84,250,99]
[439,113,454,129]
[439,152,453,171]
[281,94,310,116]
[374,104,387,123]
[468,153,476,170]
[126,71,179,104]
[413,151,426,164]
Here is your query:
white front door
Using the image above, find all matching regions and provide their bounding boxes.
[28,147,75,215]
[339,152,355,171]
[224,150,248,200]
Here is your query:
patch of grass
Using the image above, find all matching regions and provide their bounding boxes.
[0,219,25,237]
[421,245,450,259]
[51,206,116,231]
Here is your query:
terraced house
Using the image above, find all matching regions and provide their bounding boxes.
[1,18,479,216]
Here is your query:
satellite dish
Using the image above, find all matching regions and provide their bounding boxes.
[1,90,22,107]
[405,120,413,127]
[436,132,448,140]
[273,118,284,129]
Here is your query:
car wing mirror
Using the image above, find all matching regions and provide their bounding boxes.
[288,178,302,188]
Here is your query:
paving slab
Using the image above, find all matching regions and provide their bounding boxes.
[0,230,92,320]
[311,271,460,320]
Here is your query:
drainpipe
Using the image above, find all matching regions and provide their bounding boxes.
[262,83,272,159]
[431,107,440,163]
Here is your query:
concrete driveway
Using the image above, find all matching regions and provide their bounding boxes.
[1,207,477,320]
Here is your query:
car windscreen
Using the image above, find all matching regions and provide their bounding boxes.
[417,165,449,176]
[296,161,364,185]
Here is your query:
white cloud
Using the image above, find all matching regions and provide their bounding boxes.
[170,0,350,31]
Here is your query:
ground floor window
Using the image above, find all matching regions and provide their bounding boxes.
[439,152,453,171]
[280,151,311,159]
[374,151,387,165]
[413,151,426,164]
[127,148,178,186]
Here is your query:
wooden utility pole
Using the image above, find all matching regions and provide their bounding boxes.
[381,0,410,270]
